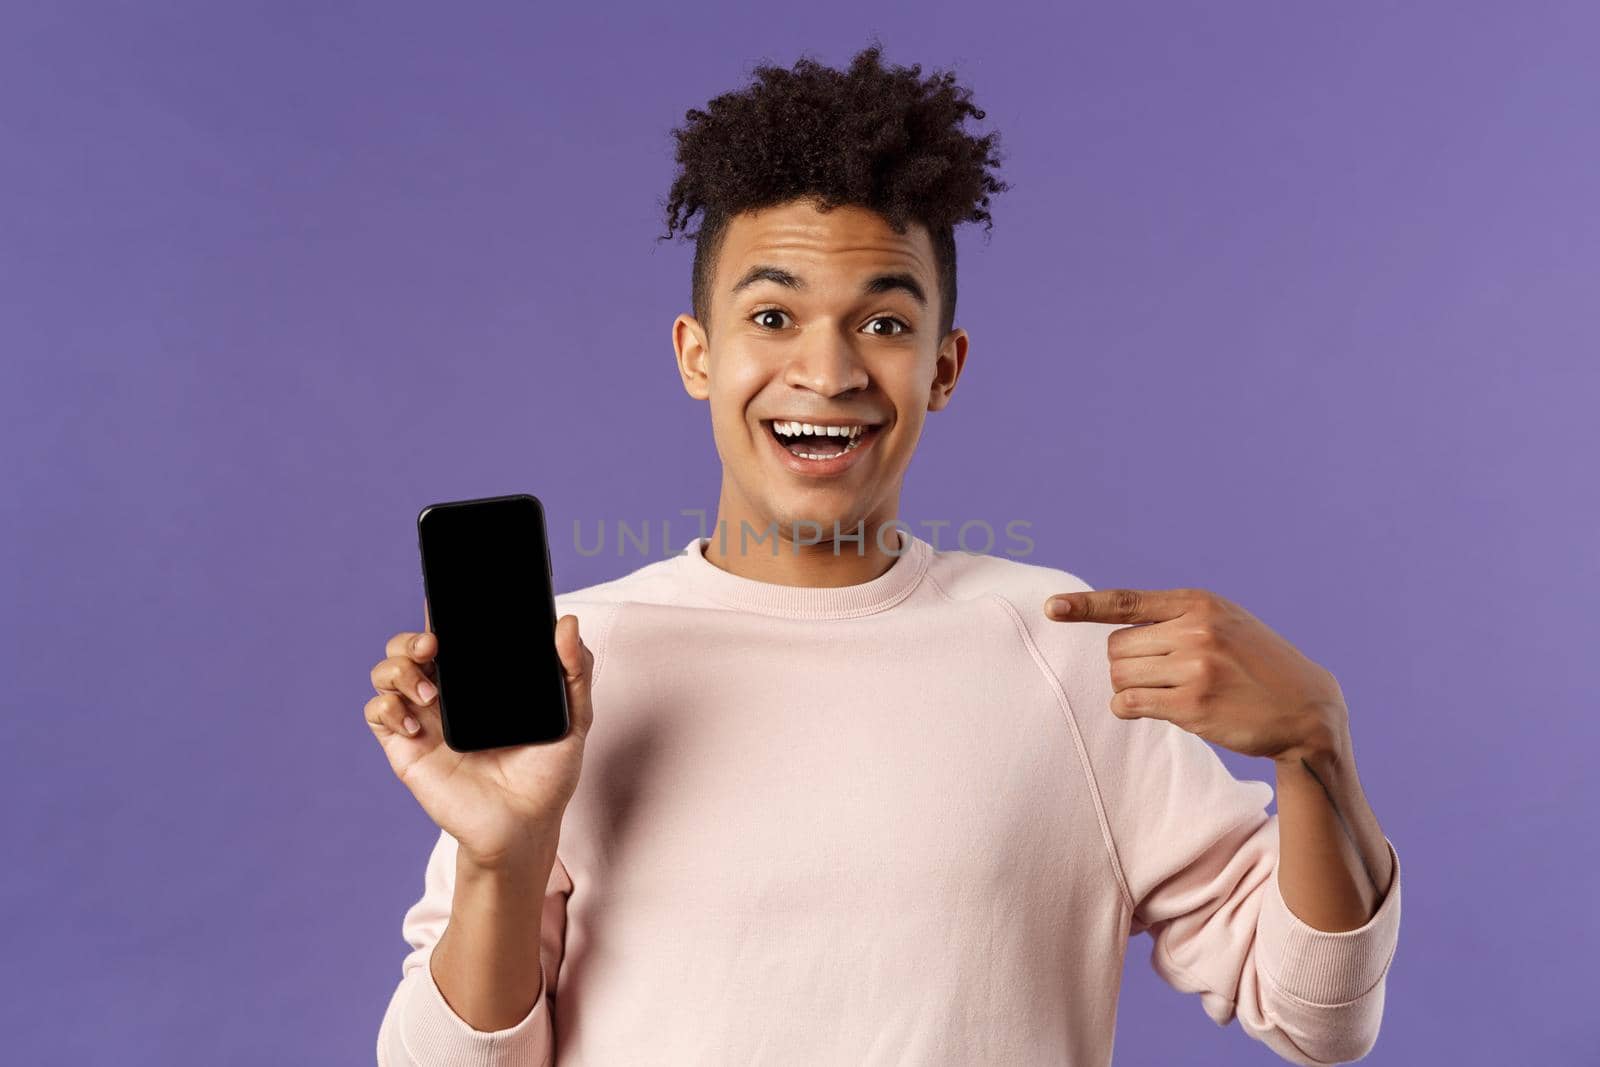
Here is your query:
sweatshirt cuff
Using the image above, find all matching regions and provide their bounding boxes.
[398,952,552,1066]
[1256,837,1402,1006]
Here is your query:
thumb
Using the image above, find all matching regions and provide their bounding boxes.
[554,614,595,738]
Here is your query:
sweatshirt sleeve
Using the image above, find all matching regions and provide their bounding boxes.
[376,828,573,1067]
[1028,577,1403,1066]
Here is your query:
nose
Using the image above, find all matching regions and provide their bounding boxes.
[782,330,870,398]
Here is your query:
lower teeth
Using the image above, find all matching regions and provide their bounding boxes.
[784,432,866,460]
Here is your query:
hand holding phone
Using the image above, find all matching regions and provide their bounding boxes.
[362,494,596,870]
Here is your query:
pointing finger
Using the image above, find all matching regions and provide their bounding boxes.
[1045,587,1197,625]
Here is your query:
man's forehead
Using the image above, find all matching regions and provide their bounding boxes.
[719,202,934,284]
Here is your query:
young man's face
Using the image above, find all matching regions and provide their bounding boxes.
[672,197,968,549]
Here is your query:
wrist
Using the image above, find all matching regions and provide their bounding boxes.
[1273,696,1352,769]
[1274,735,1340,776]
[456,823,563,884]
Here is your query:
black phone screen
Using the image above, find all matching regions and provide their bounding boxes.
[415,493,569,752]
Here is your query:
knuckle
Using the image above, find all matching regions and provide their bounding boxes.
[373,657,405,692]
[1108,660,1133,689]
[1112,589,1142,616]
[363,693,393,725]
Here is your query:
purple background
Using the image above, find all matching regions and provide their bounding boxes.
[5,3,1595,1063]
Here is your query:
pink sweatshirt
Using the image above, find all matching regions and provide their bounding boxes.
[376,530,1402,1066]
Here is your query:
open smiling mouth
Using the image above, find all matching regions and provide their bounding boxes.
[763,419,880,460]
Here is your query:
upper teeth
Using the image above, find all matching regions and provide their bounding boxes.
[772,421,866,438]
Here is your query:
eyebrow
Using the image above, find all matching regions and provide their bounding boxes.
[729,264,928,308]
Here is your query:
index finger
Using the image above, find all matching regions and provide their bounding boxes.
[1044,587,1196,625]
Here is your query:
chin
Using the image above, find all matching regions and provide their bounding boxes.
[764,500,873,543]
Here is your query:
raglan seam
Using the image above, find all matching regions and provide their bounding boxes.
[922,566,956,603]
[590,600,623,691]
[987,591,1136,914]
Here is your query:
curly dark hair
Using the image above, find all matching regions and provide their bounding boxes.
[658,42,1009,340]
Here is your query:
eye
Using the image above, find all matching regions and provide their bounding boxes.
[749,309,910,335]
[863,315,910,337]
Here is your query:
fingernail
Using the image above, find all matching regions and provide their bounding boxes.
[417,681,437,704]
[402,715,420,735]
[1049,597,1074,618]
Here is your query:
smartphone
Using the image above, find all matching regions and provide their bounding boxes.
[415,493,569,752]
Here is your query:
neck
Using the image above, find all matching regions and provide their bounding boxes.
[700,511,905,589]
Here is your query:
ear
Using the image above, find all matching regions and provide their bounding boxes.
[673,313,712,400]
[926,327,969,413]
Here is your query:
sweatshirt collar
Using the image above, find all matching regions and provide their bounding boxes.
[676,526,932,619]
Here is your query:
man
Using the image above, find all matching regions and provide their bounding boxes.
[368,44,1400,1066]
